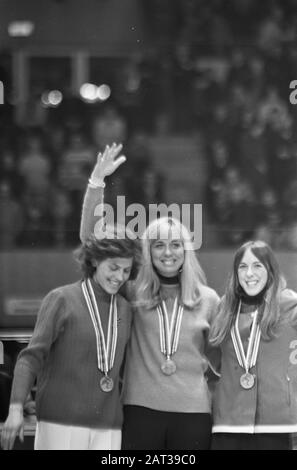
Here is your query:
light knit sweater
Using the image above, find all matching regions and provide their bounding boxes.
[122,283,219,412]
[80,186,220,413]
[11,279,132,429]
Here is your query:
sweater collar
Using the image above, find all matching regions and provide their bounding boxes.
[238,284,268,314]
[156,271,180,286]
[88,277,112,302]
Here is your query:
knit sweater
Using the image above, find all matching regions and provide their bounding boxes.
[11,280,132,429]
[122,283,220,413]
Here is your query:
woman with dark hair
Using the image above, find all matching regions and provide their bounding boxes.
[1,228,141,450]
[209,240,297,450]
[80,144,220,450]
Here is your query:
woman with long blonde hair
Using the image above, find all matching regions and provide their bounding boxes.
[80,144,220,450]
[133,215,207,309]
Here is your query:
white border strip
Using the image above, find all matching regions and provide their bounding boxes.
[213,424,297,433]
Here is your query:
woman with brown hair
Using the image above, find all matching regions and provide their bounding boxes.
[1,228,141,450]
[210,240,297,450]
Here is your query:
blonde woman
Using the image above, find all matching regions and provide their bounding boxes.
[80,144,220,450]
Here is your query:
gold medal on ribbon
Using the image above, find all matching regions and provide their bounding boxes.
[231,301,261,390]
[157,297,183,376]
[161,358,177,376]
[100,375,114,393]
[240,372,255,390]
[82,279,117,393]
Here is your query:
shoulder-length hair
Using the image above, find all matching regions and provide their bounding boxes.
[133,216,206,309]
[209,240,286,345]
[74,225,142,280]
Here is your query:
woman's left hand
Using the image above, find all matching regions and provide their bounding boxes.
[90,143,126,182]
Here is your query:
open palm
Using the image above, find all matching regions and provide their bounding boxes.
[92,143,126,180]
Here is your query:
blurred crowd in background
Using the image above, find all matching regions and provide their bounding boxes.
[0,0,297,250]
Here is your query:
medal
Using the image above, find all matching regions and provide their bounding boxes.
[82,279,118,390]
[161,358,177,376]
[100,375,114,392]
[157,297,184,376]
[231,301,261,390]
[240,372,255,390]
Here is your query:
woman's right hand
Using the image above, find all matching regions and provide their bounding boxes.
[1,404,24,450]
[90,143,126,183]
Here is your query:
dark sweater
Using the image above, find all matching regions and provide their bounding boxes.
[11,280,132,429]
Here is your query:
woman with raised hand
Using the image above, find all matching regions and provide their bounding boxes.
[80,143,220,450]
[1,228,141,450]
[209,240,297,450]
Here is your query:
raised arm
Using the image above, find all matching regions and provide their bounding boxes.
[80,143,126,243]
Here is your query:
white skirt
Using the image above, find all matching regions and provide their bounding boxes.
[34,421,122,450]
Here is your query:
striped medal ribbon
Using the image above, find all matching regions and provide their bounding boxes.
[157,297,184,376]
[231,300,261,390]
[82,279,117,392]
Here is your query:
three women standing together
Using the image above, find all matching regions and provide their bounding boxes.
[80,144,220,450]
[2,143,297,450]
[80,143,297,450]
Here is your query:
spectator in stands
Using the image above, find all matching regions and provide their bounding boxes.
[238,116,269,197]
[1,0,297,251]
[51,189,77,247]
[206,139,230,222]
[258,5,284,56]
[258,86,288,129]
[0,146,22,198]
[46,125,66,175]
[265,113,296,204]
[283,180,297,224]
[92,104,127,151]
[206,101,233,150]
[0,180,23,249]
[58,132,95,190]
[214,167,255,245]
[17,190,54,248]
[18,134,51,194]
[124,131,163,208]
[245,53,266,103]
[253,187,282,248]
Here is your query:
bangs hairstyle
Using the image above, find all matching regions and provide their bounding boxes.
[133,216,206,309]
[209,240,286,345]
[74,225,142,280]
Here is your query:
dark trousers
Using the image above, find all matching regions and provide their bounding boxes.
[122,405,212,450]
[211,432,292,450]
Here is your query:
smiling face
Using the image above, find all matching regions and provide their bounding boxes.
[93,257,133,294]
[237,248,268,296]
[150,227,185,278]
